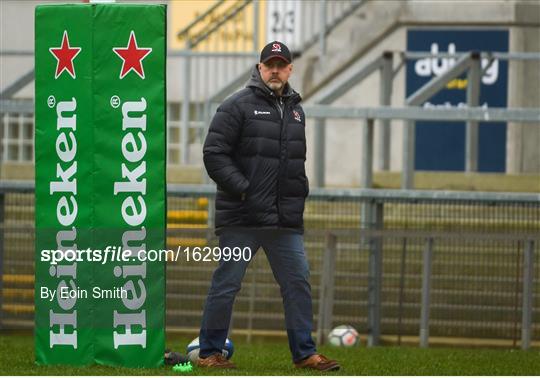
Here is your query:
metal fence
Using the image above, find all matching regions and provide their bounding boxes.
[1,182,538,348]
[306,50,540,189]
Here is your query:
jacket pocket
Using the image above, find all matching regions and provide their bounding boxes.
[217,186,243,202]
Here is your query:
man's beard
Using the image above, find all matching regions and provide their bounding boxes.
[266,79,283,91]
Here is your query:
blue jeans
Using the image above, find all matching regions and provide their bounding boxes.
[199,229,317,362]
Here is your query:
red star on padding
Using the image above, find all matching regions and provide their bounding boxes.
[113,31,152,79]
[49,31,81,79]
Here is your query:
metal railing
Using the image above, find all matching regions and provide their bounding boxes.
[0,101,190,166]
[305,50,540,188]
[1,181,538,348]
[0,1,364,167]
[2,99,539,186]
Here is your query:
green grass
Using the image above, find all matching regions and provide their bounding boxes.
[1,333,539,375]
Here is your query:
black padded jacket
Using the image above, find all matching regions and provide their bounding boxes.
[203,64,309,234]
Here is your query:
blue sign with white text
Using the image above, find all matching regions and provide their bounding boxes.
[406,29,508,172]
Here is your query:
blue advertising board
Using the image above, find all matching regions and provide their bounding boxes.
[406,29,508,172]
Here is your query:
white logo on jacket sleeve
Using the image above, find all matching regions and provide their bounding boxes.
[254,110,271,115]
[293,110,301,122]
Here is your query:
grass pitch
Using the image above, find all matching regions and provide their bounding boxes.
[1,333,539,375]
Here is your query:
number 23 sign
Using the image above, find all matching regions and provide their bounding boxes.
[266,1,301,52]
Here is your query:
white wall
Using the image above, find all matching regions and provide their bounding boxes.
[0,0,41,98]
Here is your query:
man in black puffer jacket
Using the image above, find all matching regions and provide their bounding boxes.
[197,42,339,371]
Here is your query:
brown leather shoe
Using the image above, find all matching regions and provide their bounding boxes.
[196,353,237,369]
[294,353,340,371]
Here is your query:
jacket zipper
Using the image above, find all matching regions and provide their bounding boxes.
[276,97,284,118]
[275,96,285,224]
